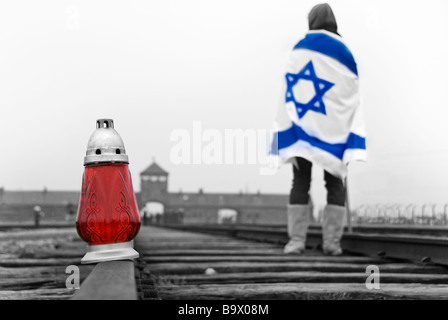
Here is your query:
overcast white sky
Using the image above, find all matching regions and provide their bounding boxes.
[1,0,448,210]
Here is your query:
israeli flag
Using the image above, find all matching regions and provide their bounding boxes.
[271,30,366,179]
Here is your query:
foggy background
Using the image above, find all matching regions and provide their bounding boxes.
[1,0,447,211]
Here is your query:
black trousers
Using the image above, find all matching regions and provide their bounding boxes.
[289,157,345,207]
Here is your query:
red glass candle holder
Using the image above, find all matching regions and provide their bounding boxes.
[76,119,141,264]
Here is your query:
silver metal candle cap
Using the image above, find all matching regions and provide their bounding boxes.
[84,119,129,165]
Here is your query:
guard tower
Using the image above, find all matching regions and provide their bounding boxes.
[140,161,169,205]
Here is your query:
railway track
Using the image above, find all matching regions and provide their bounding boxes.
[0,227,92,300]
[3,223,448,300]
[135,224,448,300]
[160,224,448,265]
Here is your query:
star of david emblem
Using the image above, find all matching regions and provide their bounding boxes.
[285,60,334,119]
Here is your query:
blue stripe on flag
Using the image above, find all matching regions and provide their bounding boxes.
[271,123,366,160]
[294,33,358,76]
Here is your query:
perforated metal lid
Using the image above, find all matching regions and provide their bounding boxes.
[84,119,129,165]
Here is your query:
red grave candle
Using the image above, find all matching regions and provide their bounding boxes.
[76,119,141,264]
[76,163,140,245]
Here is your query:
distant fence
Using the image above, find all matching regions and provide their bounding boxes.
[352,204,448,226]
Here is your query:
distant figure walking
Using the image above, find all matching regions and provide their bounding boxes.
[33,205,43,227]
[66,202,76,223]
[271,3,366,255]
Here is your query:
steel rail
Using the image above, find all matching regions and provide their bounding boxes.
[72,261,138,300]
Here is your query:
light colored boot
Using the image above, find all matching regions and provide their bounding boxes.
[322,204,346,256]
[284,204,310,255]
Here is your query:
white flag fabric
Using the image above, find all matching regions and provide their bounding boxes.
[271,30,366,179]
